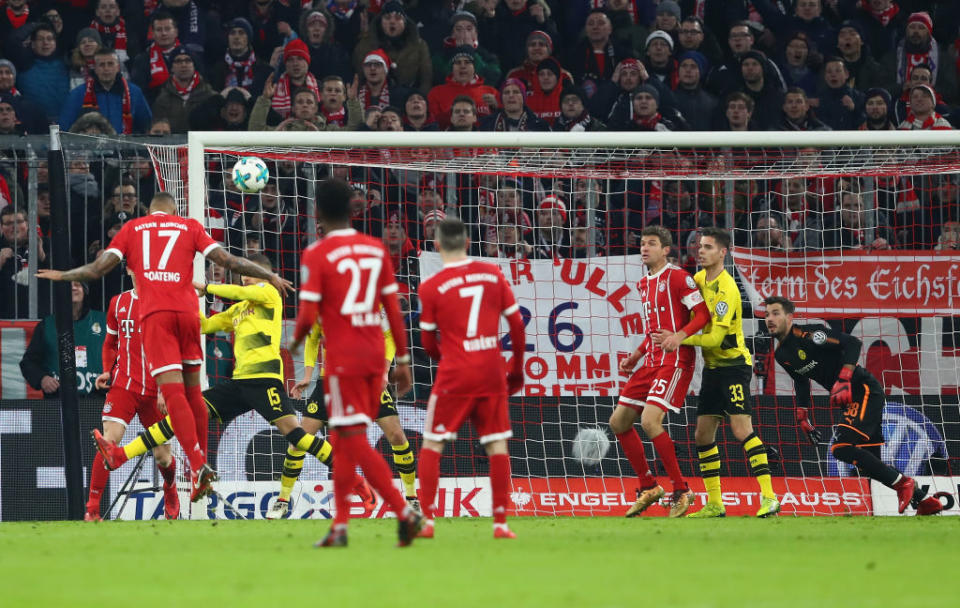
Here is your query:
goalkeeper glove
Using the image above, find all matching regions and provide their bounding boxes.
[830,367,854,407]
[795,407,821,445]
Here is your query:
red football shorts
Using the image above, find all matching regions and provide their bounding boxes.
[618,365,693,414]
[325,373,382,428]
[142,311,203,376]
[102,386,163,428]
[424,392,512,445]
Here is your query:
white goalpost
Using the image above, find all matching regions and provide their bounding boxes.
[124,129,960,519]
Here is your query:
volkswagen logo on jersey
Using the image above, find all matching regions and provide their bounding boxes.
[811,330,827,345]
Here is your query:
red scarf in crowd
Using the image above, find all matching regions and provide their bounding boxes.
[901,110,952,130]
[272,72,320,118]
[147,40,180,89]
[897,40,939,84]
[359,82,389,111]
[6,5,29,29]
[633,112,663,130]
[322,105,347,126]
[92,17,127,53]
[861,0,899,26]
[143,0,159,17]
[224,49,257,88]
[82,74,133,134]
[172,71,200,100]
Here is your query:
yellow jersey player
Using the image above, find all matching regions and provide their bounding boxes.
[93,256,344,514]
[268,308,418,519]
[654,227,779,518]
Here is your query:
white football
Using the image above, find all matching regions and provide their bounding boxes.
[232,156,269,193]
[571,427,611,467]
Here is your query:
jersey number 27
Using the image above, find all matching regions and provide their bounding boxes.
[337,257,383,314]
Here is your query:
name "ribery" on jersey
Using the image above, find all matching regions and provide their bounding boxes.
[462,335,497,352]
[351,312,381,327]
[143,271,181,282]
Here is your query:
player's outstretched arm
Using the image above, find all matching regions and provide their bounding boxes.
[505,309,525,395]
[206,248,294,296]
[36,251,121,283]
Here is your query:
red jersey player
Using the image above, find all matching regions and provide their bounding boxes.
[38,192,291,503]
[416,218,525,540]
[291,178,422,548]
[86,270,179,521]
[611,225,710,518]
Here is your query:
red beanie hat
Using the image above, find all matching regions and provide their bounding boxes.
[907,11,933,34]
[283,39,310,64]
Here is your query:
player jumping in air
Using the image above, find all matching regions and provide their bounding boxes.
[654,228,779,518]
[270,316,415,519]
[39,191,291,502]
[614,225,710,518]
[764,296,942,516]
[86,270,178,521]
[291,178,422,547]
[416,218,526,539]
[92,256,370,510]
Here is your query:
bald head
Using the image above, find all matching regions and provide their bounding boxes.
[149,192,177,213]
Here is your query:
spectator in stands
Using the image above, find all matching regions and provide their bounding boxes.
[768,0,836,55]
[357,48,406,113]
[847,0,906,61]
[859,87,896,129]
[16,22,70,122]
[319,75,363,130]
[151,47,215,133]
[353,1,432,93]
[778,87,830,130]
[898,84,952,130]
[149,117,172,135]
[825,181,895,249]
[251,85,324,131]
[300,8,353,84]
[554,84,606,131]
[447,95,479,131]
[366,105,404,132]
[61,48,152,135]
[619,84,675,131]
[349,183,386,238]
[754,177,824,250]
[883,11,958,104]
[567,9,631,96]
[488,222,533,259]
[751,212,791,251]
[495,180,532,236]
[505,30,563,92]
[1,205,47,318]
[481,78,548,131]
[600,58,656,126]
[419,210,445,252]
[382,211,419,289]
[428,47,498,128]
[248,0,300,61]
[0,95,26,135]
[491,0,558,74]
[209,17,271,98]
[265,39,319,121]
[402,91,439,130]
[527,57,568,126]
[739,50,785,130]
[189,86,252,132]
[658,181,709,249]
[606,0,649,53]
[890,63,951,125]
[102,180,147,222]
[20,281,106,397]
[815,56,864,130]
[159,0,205,61]
[67,28,104,90]
[0,0,35,54]
[677,16,723,69]
[777,31,821,97]
[91,0,135,64]
[532,194,570,259]
[327,0,365,52]
[673,51,716,131]
[836,20,889,93]
[707,22,785,97]
[934,219,960,251]
[246,181,299,276]
[434,11,501,88]
[643,30,678,90]
[653,1,681,39]
[0,59,45,133]
[69,111,116,135]
[721,91,756,130]
[130,11,182,103]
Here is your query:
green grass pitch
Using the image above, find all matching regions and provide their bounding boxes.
[0,517,955,607]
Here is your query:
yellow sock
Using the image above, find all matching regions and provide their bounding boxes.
[279,447,306,502]
[391,440,417,498]
[697,443,722,505]
[291,430,333,464]
[124,416,175,459]
[743,433,775,499]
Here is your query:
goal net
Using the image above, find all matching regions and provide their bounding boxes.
[134,131,959,519]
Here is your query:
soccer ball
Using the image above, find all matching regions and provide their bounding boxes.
[232,156,269,193]
[571,427,611,468]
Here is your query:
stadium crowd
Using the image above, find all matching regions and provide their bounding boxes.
[2,0,960,375]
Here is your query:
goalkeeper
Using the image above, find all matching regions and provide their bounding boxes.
[94,255,372,510]
[654,228,779,518]
[763,295,942,516]
[271,313,419,519]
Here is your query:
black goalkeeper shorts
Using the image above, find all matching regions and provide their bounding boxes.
[833,377,885,448]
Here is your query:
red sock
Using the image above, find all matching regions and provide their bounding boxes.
[346,432,407,516]
[616,429,657,488]
[331,430,356,526]
[489,453,511,525]
[160,383,203,472]
[87,452,108,512]
[158,456,177,486]
[417,447,441,519]
[185,384,208,458]
[651,432,686,492]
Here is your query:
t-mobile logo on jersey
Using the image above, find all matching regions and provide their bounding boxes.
[119,318,135,338]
